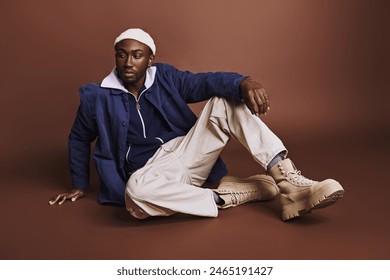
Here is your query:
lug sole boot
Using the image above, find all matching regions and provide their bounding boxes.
[268,159,344,221]
[213,174,279,209]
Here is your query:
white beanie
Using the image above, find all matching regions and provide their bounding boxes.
[114,28,156,55]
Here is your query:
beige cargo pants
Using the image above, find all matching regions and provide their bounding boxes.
[125,97,286,219]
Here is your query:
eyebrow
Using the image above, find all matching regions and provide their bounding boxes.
[116,48,144,54]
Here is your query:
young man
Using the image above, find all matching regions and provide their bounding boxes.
[49,28,344,221]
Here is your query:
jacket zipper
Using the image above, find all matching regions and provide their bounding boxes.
[130,91,147,139]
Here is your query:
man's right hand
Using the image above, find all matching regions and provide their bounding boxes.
[49,189,85,205]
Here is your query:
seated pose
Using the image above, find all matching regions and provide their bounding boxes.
[49,28,344,221]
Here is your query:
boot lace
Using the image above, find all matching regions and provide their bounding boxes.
[229,190,258,205]
[287,170,315,186]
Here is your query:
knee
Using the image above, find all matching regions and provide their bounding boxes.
[209,96,239,107]
[126,173,154,202]
[124,190,150,220]
[207,96,243,120]
[208,96,226,109]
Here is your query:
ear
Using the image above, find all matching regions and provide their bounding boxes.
[148,54,155,67]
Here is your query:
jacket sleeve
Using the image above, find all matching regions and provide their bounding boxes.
[167,64,248,103]
[68,85,98,189]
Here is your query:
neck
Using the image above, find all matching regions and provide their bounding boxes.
[124,76,145,97]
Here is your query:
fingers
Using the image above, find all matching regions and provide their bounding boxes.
[245,89,270,117]
[58,195,67,205]
[264,93,271,111]
[48,189,84,206]
[240,78,271,117]
[48,194,62,205]
[253,91,267,115]
[247,92,260,116]
[70,190,84,202]
[48,193,67,205]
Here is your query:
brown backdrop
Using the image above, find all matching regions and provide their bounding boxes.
[1,0,389,259]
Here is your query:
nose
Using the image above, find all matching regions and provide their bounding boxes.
[124,56,134,67]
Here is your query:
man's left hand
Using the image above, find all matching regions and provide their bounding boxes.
[240,77,270,117]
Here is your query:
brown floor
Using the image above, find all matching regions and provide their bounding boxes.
[1,125,389,260]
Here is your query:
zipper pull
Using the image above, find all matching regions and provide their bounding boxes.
[136,101,141,110]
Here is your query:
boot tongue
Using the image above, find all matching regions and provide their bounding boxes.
[281,159,296,172]
[268,158,295,183]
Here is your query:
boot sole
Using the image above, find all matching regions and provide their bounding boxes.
[281,181,344,221]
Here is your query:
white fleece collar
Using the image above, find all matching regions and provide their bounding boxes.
[100,66,157,92]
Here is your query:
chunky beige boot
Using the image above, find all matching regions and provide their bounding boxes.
[268,158,344,221]
[213,174,279,209]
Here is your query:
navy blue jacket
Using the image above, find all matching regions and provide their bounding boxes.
[68,63,246,205]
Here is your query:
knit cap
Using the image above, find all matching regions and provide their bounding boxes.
[114,28,156,55]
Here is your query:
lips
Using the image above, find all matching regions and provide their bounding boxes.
[123,71,136,77]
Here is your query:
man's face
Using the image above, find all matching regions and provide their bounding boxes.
[114,39,154,90]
